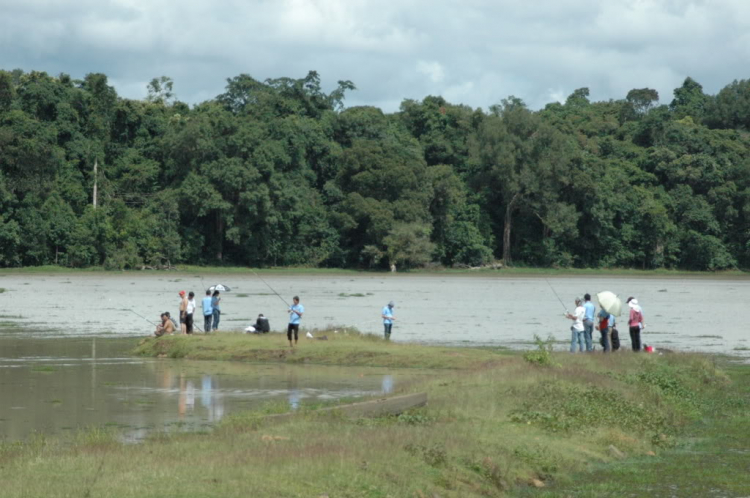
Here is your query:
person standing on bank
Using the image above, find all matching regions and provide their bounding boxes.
[211,290,221,331]
[287,296,304,347]
[566,298,586,353]
[582,293,596,351]
[627,297,645,351]
[597,307,611,352]
[381,301,395,340]
[186,291,196,334]
[202,290,213,334]
[178,290,188,335]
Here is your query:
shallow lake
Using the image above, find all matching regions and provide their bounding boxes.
[0,337,417,442]
[0,271,748,355]
[1,271,748,440]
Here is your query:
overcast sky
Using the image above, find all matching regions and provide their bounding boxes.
[1,0,749,112]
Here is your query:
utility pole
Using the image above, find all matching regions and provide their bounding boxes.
[93,159,98,209]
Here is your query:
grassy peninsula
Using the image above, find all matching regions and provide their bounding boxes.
[1,332,748,497]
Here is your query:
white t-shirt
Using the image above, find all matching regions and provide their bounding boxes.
[572,306,585,331]
[187,298,196,314]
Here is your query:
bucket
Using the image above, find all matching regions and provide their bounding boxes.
[644,345,654,353]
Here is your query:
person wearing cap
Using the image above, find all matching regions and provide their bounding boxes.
[565,298,586,352]
[627,297,645,351]
[381,301,396,340]
[287,296,304,347]
[178,291,188,334]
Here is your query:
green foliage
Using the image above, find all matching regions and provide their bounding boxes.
[522,334,556,366]
[1,69,750,270]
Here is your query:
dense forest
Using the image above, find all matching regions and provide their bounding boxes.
[1,69,749,270]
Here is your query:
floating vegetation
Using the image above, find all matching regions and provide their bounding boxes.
[696,335,723,339]
[0,288,6,293]
[236,293,249,298]
[338,292,366,297]
[31,365,56,373]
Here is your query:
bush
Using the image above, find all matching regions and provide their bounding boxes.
[523,334,556,366]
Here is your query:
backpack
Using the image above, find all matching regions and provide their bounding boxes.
[611,328,621,350]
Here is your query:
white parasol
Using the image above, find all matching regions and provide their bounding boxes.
[596,291,622,316]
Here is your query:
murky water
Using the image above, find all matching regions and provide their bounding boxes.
[0,337,414,442]
[0,271,748,355]
[0,272,748,440]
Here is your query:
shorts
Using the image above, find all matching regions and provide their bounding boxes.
[179,311,186,324]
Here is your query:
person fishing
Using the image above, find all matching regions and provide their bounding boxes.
[186,291,196,334]
[381,301,396,340]
[582,293,596,351]
[287,296,304,347]
[566,298,586,353]
[155,312,175,337]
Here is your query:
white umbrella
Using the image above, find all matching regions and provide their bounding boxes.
[596,291,622,316]
[208,284,231,292]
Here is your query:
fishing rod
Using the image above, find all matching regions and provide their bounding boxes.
[545,278,569,313]
[251,269,292,308]
[126,308,158,326]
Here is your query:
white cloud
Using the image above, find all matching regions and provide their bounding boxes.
[1,0,749,111]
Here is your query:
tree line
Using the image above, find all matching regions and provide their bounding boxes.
[1,69,749,271]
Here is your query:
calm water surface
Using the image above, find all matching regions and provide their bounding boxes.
[0,337,414,442]
[1,272,748,440]
[0,272,748,354]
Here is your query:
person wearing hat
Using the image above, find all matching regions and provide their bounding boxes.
[627,297,645,351]
[178,291,188,335]
[565,298,586,352]
[381,301,396,340]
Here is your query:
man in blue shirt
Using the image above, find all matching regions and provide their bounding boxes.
[583,293,596,351]
[381,301,395,340]
[201,290,213,334]
[287,296,304,347]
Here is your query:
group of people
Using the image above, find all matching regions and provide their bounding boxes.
[153,289,221,336]
[565,293,645,353]
[154,293,400,347]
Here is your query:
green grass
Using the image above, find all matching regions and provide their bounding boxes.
[1,336,749,497]
[133,328,511,369]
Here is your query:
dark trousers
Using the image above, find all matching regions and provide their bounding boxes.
[629,326,641,351]
[204,315,212,333]
[384,323,393,339]
[600,327,611,352]
[185,314,194,334]
[287,323,299,342]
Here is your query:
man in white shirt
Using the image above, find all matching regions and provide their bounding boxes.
[566,298,586,353]
[186,291,196,334]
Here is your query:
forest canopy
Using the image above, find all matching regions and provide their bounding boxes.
[1,69,749,271]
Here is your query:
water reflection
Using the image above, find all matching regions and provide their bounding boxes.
[0,337,417,442]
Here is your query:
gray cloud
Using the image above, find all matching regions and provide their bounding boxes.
[1,0,748,111]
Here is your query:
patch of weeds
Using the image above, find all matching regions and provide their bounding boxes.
[0,288,6,293]
[513,445,560,478]
[462,455,508,491]
[404,443,448,467]
[397,410,435,426]
[695,335,723,339]
[236,293,249,298]
[338,292,366,297]
[733,347,750,351]
[509,382,671,435]
[48,399,63,405]
[523,334,557,367]
[31,365,56,373]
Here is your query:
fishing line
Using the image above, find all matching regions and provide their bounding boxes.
[125,309,158,326]
[545,278,569,313]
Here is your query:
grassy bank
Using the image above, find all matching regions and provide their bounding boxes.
[132,330,510,369]
[2,336,749,497]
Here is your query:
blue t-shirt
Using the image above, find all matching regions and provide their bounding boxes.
[583,301,596,322]
[289,304,304,325]
[211,296,220,311]
[609,314,616,327]
[202,296,213,316]
[382,305,394,325]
